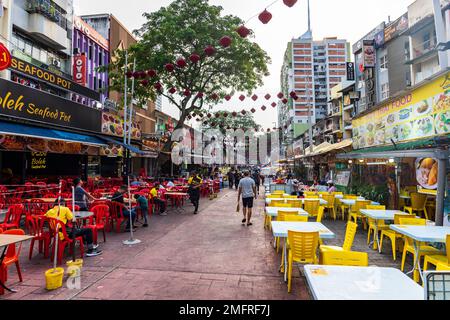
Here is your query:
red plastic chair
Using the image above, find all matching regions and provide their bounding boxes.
[87,205,109,244]
[46,217,84,265]
[1,229,25,284]
[110,202,126,233]
[0,205,24,230]
[27,215,51,260]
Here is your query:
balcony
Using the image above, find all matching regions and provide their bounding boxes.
[406,38,438,65]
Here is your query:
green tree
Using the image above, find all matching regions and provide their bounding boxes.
[106,0,270,133]
[200,110,261,133]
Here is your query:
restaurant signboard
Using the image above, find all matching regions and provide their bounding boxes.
[352,73,450,149]
[9,56,100,101]
[31,152,47,170]
[384,13,408,42]
[101,111,142,140]
[0,78,102,133]
[0,42,12,71]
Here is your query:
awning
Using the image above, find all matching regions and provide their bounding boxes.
[0,121,107,147]
[98,135,146,155]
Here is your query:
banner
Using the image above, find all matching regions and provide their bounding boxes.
[384,13,408,43]
[9,56,100,101]
[0,42,11,71]
[352,73,450,149]
[73,54,87,87]
[101,112,142,139]
[363,40,376,68]
[0,78,102,132]
[335,171,351,187]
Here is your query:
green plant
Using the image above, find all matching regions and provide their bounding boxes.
[346,182,389,206]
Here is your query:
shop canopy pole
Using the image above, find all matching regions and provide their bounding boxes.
[123,51,129,177]
[436,157,447,226]
[123,175,141,246]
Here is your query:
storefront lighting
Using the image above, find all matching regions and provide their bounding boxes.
[358,159,364,163]
[348,160,353,164]
[366,162,388,166]
[388,158,395,163]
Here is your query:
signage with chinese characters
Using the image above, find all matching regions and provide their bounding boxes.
[346,62,355,81]
[0,42,11,71]
[352,73,450,149]
[0,78,102,132]
[10,56,100,101]
[73,54,87,87]
[31,152,47,170]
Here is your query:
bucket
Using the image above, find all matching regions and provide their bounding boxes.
[45,268,64,290]
[66,259,83,270]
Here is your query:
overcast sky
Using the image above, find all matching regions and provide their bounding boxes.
[74,0,413,130]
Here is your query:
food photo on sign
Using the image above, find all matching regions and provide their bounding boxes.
[416,158,438,190]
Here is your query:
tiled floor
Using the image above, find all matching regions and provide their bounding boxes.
[0,189,413,300]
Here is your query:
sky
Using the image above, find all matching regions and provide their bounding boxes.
[74,0,413,130]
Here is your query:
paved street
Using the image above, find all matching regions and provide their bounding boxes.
[0,188,412,300]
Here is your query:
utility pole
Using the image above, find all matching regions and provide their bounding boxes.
[123,51,128,179]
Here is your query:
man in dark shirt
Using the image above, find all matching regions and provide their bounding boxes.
[111,185,137,231]
[134,193,149,227]
[73,178,95,211]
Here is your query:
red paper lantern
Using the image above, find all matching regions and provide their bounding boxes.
[283,0,298,8]
[211,122,216,127]
[132,71,140,78]
[126,71,133,78]
[290,91,297,98]
[236,25,250,38]
[176,58,187,68]
[250,108,256,113]
[267,128,271,132]
[265,94,271,100]
[147,69,157,78]
[261,105,267,111]
[165,63,175,72]
[204,45,216,56]
[232,112,237,117]
[183,89,191,96]
[140,79,149,86]
[251,94,258,101]
[284,125,288,129]
[225,95,232,101]
[189,53,201,63]
[196,118,201,122]
[223,112,228,117]
[169,87,177,94]
[359,64,365,73]
[140,71,147,79]
[219,36,232,48]
[196,92,204,99]
[210,93,219,100]
[154,82,163,91]
[282,98,288,104]
[207,113,212,118]
[241,110,246,115]
[277,92,284,99]
[271,102,277,108]
[258,9,272,24]
[239,95,246,101]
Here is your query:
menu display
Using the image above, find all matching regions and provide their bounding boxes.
[353,74,450,149]
[101,112,142,140]
[416,158,438,190]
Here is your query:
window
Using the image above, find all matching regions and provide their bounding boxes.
[379,55,388,70]
[93,76,97,90]
[98,51,103,66]
[88,45,93,60]
[98,79,103,90]
[423,32,431,50]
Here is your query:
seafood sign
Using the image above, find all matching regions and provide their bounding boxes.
[0,78,102,132]
[352,73,450,149]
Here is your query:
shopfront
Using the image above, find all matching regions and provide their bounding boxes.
[338,71,450,225]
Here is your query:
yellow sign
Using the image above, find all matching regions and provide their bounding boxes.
[352,73,450,149]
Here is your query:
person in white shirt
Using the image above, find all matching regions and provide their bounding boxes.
[166,180,175,188]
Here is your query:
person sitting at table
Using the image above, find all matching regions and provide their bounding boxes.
[74,178,96,211]
[45,198,102,257]
[134,193,149,227]
[150,184,167,216]
[327,181,336,193]
[166,179,175,188]
[130,177,143,187]
[111,186,137,231]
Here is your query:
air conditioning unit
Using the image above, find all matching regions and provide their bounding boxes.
[52,58,61,68]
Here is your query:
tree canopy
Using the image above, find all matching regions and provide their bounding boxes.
[106,0,270,131]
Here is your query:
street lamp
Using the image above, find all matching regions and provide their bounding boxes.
[436,41,450,51]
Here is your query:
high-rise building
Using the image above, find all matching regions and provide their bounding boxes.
[279,1,350,146]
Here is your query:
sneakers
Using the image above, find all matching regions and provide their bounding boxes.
[86,249,102,257]
[160,212,167,216]
[92,244,99,250]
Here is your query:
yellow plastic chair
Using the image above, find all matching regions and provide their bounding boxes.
[284,195,298,199]
[320,250,369,266]
[275,211,302,252]
[322,194,336,220]
[304,191,318,197]
[366,205,388,249]
[399,217,443,272]
[316,207,325,223]
[379,213,413,261]
[272,201,291,208]
[304,200,320,217]
[284,215,308,222]
[349,200,371,229]
[320,221,358,252]
[344,195,358,199]
[404,193,429,220]
[332,192,344,197]
[318,192,329,197]
[267,194,281,199]
[287,200,303,208]
[273,190,284,195]
[424,235,450,271]
[339,195,358,220]
[286,231,319,293]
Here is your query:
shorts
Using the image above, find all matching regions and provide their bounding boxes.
[242,197,254,208]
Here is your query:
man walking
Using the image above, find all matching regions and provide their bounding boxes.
[238,171,257,227]
[252,170,261,196]
[188,171,203,214]
[227,169,234,189]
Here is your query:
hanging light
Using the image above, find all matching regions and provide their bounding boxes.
[210,93,219,100]
[196,92,204,98]
[189,53,201,63]
[282,98,288,104]
[241,110,247,115]
[132,71,140,78]
[223,112,228,117]
[283,0,298,7]
[232,112,237,117]
[236,25,250,38]
[204,45,216,56]
[147,69,157,78]
[176,58,187,68]
[219,36,232,48]
[258,9,272,24]
[140,71,147,79]
[165,63,175,72]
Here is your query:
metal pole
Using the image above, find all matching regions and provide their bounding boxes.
[432,0,449,70]
[123,51,129,177]
[127,58,136,146]
[436,157,447,226]
[123,175,141,245]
